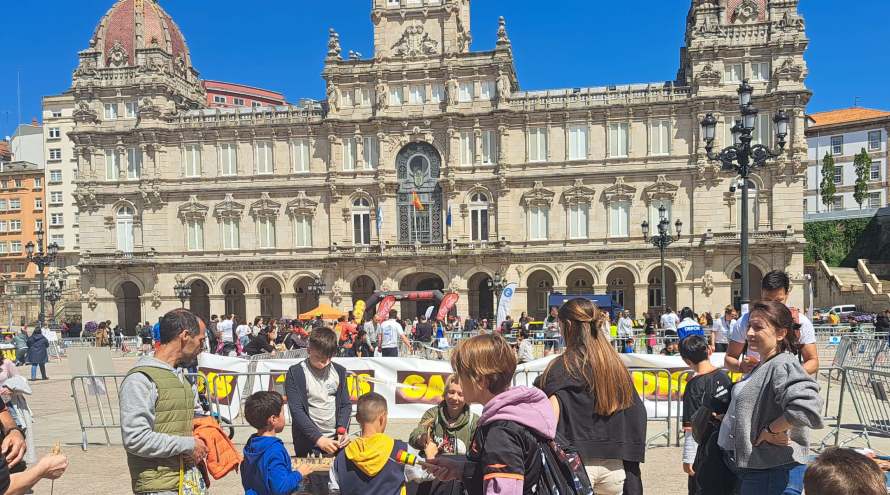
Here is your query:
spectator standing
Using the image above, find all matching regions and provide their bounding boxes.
[236,318,252,354]
[710,306,735,353]
[543,305,560,355]
[119,309,209,494]
[25,330,49,381]
[660,307,679,334]
[676,308,705,341]
[12,330,27,366]
[874,309,890,334]
[378,310,411,357]
[643,313,657,354]
[518,312,530,330]
[535,298,647,495]
[718,301,823,495]
[617,311,634,353]
[206,315,219,355]
[414,316,433,346]
[217,315,235,355]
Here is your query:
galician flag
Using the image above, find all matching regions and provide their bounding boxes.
[411,191,425,211]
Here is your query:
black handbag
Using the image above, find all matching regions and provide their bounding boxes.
[690,378,718,444]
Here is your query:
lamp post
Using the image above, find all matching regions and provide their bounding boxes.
[308,277,326,301]
[25,230,59,330]
[173,280,192,308]
[700,80,789,307]
[44,275,62,328]
[487,271,508,317]
[641,204,682,313]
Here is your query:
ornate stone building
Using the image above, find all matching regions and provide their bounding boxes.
[67,0,810,330]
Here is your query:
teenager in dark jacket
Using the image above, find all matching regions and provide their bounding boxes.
[284,327,352,458]
[26,329,50,381]
[534,297,647,495]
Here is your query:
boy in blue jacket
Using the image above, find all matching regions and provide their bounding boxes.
[242,391,313,495]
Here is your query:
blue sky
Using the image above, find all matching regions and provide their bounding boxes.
[1,1,889,139]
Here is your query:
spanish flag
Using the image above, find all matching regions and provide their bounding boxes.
[411,191,425,211]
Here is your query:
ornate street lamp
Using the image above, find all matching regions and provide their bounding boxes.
[641,204,682,312]
[44,275,63,328]
[487,271,508,313]
[173,280,192,308]
[25,230,59,330]
[308,277,326,299]
[700,80,789,307]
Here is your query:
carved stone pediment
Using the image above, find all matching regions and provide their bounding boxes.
[602,177,636,203]
[73,102,99,124]
[107,40,129,67]
[178,195,208,221]
[521,181,555,207]
[643,175,679,202]
[731,0,761,24]
[213,193,245,219]
[777,11,805,31]
[249,192,281,218]
[695,64,721,87]
[391,25,439,58]
[774,58,805,82]
[286,191,318,217]
[562,179,595,205]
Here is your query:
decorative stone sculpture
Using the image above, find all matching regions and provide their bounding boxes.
[327,28,342,60]
[391,25,439,58]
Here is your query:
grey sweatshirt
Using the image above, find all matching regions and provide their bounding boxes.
[119,356,196,459]
[722,352,823,469]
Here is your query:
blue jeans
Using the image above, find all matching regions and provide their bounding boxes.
[738,463,804,495]
[30,363,47,380]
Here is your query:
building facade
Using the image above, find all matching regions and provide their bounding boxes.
[67,0,811,331]
[805,108,889,219]
[203,80,286,109]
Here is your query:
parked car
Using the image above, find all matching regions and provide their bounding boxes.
[828,304,858,318]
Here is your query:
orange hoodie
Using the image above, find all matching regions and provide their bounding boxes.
[193,416,242,480]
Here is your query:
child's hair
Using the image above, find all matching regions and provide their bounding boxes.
[450,333,516,394]
[244,391,284,430]
[679,334,709,364]
[309,327,338,357]
[803,447,885,495]
[355,392,388,424]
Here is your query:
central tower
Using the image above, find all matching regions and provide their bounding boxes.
[371,0,472,59]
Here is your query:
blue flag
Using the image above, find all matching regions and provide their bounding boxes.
[376,205,382,233]
[446,206,452,227]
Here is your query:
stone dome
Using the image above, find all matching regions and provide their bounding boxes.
[89,0,192,70]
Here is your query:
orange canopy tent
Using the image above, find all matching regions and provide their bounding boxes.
[298,303,346,321]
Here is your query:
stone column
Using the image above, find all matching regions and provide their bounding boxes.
[281,292,297,316]
[245,293,261,319]
[210,295,226,318]
[633,283,649,318]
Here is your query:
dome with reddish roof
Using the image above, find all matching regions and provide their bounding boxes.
[89,0,193,71]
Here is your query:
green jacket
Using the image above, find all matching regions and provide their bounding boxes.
[408,402,479,455]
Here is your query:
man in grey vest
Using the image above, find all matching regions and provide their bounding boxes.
[119,309,208,494]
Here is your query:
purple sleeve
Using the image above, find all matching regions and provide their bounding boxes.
[484,477,525,495]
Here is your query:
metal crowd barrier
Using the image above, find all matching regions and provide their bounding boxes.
[628,367,674,448]
[815,366,846,450]
[839,365,890,449]
[247,349,308,361]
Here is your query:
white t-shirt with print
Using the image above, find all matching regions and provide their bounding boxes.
[730,308,815,361]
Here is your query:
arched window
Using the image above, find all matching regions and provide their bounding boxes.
[469,192,489,241]
[352,198,371,245]
[116,206,135,253]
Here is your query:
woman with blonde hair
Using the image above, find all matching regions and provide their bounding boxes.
[534,297,647,495]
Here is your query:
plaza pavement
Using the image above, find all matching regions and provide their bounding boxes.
[20,356,890,494]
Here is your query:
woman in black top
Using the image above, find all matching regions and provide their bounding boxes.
[244,328,277,356]
[534,297,647,495]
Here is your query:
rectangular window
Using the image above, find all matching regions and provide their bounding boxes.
[568,204,588,239]
[363,136,379,170]
[9,220,21,232]
[650,120,671,156]
[213,95,226,104]
[50,191,63,204]
[527,206,549,241]
[388,87,403,106]
[833,165,843,185]
[649,199,672,228]
[51,110,62,118]
[409,85,425,105]
[74,210,79,225]
[257,218,276,248]
[233,98,245,106]
[343,137,357,171]
[48,127,60,139]
[50,213,63,226]
[459,132,475,165]
[752,114,771,146]
[356,87,371,106]
[252,102,261,109]
[609,123,629,158]
[33,177,41,188]
[50,234,64,248]
[47,148,61,161]
[481,130,497,165]
[831,135,843,156]
[8,199,19,210]
[183,145,202,177]
[480,80,496,101]
[295,216,312,247]
[125,101,138,118]
[255,141,273,174]
[459,81,474,102]
[34,198,42,209]
[342,89,354,107]
[471,207,488,241]
[868,130,881,151]
[567,125,588,161]
[35,219,43,231]
[104,103,118,120]
[871,162,881,181]
[868,192,882,209]
[127,148,142,179]
[219,143,238,176]
[13,179,22,188]
[49,170,62,183]
[751,62,770,82]
[106,149,120,181]
[221,218,239,250]
[527,127,548,162]
[0,199,5,211]
[291,139,310,173]
[609,201,630,237]
[353,213,371,245]
[0,220,5,232]
[724,63,743,83]
[0,243,5,254]
[430,84,445,104]
[10,241,21,254]
[832,196,844,211]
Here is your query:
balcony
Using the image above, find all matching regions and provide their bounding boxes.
[329,239,509,258]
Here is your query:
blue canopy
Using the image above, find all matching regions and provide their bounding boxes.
[548,293,623,318]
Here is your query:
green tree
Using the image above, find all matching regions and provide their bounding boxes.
[820,152,837,210]
[853,148,872,209]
